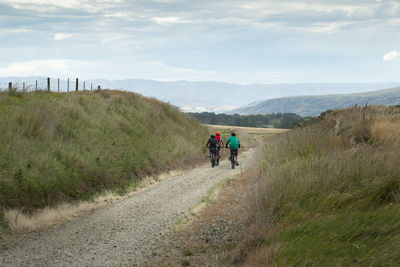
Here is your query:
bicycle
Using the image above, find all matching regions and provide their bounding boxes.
[210,149,218,168]
[229,149,238,169]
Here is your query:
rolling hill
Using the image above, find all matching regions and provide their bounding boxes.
[235,87,400,116]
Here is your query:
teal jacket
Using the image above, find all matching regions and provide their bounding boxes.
[226,136,240,149]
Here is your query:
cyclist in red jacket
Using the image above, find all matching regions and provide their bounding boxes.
[215,131,224,159]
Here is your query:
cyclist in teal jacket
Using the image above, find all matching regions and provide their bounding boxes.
[225,132,240,166]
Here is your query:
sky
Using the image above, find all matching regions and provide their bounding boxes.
[0,0,400,84]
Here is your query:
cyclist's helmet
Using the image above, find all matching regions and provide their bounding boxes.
[231,132,236,136]
[216,131,220,135]
[210,134,215,138]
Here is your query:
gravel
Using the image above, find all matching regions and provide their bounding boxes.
[0,149,254,266]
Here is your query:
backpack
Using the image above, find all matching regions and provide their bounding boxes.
[209,138,217,151]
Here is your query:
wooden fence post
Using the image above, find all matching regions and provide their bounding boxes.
[47,77,50,91]
[67,78,70,92]
[8,82,12,91]
[97,85,101,90]
[91,84,93,91]
[23,82,25,91]
[35,80,37,91]
[76,78,78,91]
[58,78,60,92]
[83,82,85,91]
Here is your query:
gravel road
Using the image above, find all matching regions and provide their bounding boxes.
[0,149,254,266]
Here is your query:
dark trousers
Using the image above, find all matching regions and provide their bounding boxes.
[229,148,238,160]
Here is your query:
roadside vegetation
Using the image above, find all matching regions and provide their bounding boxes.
[237,105,400,266]
[0,90,208,232]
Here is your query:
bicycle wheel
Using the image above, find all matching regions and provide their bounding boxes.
[231,153,235,169]
[211,153,216,168]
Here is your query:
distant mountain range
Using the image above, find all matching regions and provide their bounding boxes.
[1,76,400,114]
[234,87,400,116]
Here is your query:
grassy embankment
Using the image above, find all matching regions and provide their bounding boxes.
[0,90,208,232]
[238,105,400,266]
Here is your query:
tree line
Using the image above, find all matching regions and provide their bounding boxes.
[188,112,310,129]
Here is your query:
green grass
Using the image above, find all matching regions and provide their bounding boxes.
[242,105,400,266]
[277,207,400,266]
[0,90,208,215]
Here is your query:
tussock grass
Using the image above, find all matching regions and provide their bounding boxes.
[239,105,400,266]
[0,90,208,233]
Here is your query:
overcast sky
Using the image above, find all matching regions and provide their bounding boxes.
[0,0,399,84]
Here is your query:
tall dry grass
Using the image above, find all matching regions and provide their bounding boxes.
[238,105,400,266]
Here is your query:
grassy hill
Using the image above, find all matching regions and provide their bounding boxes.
[0,90,208,229]
[235,87,400,116]
[238,105,400,265]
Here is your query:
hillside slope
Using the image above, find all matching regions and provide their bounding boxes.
[235,87,400,116]
[239,105,400,265]
[0,90,208,223]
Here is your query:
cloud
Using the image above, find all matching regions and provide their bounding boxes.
[54,33,71,41]
[383,50,399,61]
[180,106,208,113]
[299,22,353,33]
[0,58,302,84]
[0,59,87,78]
[1,0,400,83]
[0,0,125,12]
[0,28,34,38]
[152,16,190,25]
[104,12,128,18]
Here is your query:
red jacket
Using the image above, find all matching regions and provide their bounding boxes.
[215,135,223,146]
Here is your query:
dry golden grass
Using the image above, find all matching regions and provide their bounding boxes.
[206,124,289,134]
[4,199,113,233]
[242,243,278,267]
[370,120,400,147]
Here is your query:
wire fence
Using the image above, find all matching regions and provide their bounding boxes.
[0,78,102,93]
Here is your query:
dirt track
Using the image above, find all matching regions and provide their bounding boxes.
[0,149,254,266]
